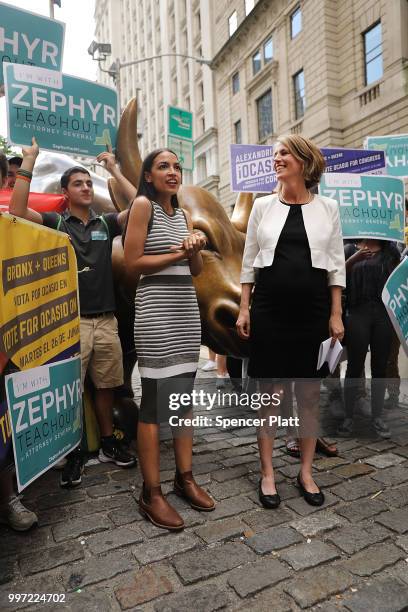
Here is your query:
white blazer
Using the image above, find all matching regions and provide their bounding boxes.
[240,193,346,288]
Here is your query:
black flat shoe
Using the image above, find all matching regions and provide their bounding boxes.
[258,479,281,509]
[297,473,325,506]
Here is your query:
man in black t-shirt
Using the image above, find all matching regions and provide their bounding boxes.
[9,140,136,487]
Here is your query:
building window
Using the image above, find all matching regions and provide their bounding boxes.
[201,117,205,133]
[197,154,207,182]
[290,6,302,38]
[252,50,261,74]
[257,89,273,140]
[199,82,204,102]
[363,22,383,85]
[234,119,242,144]
[229,11,238,36]
[245,0,255,15]
[232,72,240,94]
[293,69,305,119]
[264,37,273,63]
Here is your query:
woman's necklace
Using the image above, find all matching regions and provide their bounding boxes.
[279,189,313,205]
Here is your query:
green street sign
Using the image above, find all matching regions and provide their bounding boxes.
[4,64,118,158]
[0,1,65,87]
[365,134,408,178]
[168,105,193,140]
[168,135,194,171]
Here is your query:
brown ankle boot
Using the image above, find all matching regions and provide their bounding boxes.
[174,470,216,511]
[139,483,184,531]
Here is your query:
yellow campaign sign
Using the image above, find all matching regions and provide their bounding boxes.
[0,213,80,370]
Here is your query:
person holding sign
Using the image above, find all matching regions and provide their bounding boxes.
[124,148,215,531]
[0,153,38,531]
[337,239,400,438]
[9,139,137,488]
[237,135,345,508]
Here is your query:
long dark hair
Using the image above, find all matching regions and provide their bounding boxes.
[122,148,181,245]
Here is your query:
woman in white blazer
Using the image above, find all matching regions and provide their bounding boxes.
[236,134,346,508]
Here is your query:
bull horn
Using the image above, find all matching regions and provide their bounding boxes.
[116,97,142,188]
[230,192,253,233]
[107,177,129,212]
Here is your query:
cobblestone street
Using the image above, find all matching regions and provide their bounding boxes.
[1,360,408,612]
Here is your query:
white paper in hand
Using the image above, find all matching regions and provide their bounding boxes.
[317,338,344,374]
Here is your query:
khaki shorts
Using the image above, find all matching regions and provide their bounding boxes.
[80,314,124,389]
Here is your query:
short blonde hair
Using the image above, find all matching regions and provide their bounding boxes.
[276,134,325,188]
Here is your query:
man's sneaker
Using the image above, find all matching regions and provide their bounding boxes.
[60,454,84,488]
[0,496,38,531]
[99,436,137,468]
[337,418,353,437]
[372,418,391,439]
[201,360,217,372]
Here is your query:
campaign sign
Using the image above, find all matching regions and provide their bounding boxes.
[4,64,118,157]
[0,2,65,87]
[365,135,408,178]
[0,214,80,370]
[319,173,405,242]
[321,147,386,175]
[230,144,276,193]
[382,258,408,356]
[5,356,82,490]
[229,144,387,194]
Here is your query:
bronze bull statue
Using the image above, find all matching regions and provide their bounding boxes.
[111,98,251,362]
[31,98,253,436]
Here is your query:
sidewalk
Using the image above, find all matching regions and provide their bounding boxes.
[1,358,408,611]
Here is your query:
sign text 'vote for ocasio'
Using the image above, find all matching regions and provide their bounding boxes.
[319,173,405,242]
[4,63,118,157]
[0,1,65,87]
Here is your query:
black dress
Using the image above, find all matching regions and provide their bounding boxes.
[249,202,330,380]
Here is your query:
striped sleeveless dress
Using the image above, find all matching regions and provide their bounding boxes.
[134,202,201,423]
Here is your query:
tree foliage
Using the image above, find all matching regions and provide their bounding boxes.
[0,135,19,156]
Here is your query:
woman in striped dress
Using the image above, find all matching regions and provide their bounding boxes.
[124,149,215,531]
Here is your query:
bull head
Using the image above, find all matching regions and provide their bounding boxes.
[111,98,253,358]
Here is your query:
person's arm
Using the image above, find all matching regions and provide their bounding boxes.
[175,209,205,276]
[236,283,253,339]
[236,199,261,340]
[327,203,345,345]
[329,285,344,346]
[345,245,372,270]
[123,197,189,276]
[9,138,43,224]
[96,151,137,204]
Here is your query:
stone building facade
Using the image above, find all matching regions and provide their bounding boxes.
[94,0,408,211]
[212,0,408,210]
[94,0,219,194]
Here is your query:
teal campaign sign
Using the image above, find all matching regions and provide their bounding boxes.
[382,257,408,357]
[319,173,405,242]
[4,63,118,157]
[0,2,65,87]
[5,356,82,491]
[168,105,193,140]
[365,134,408,178]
